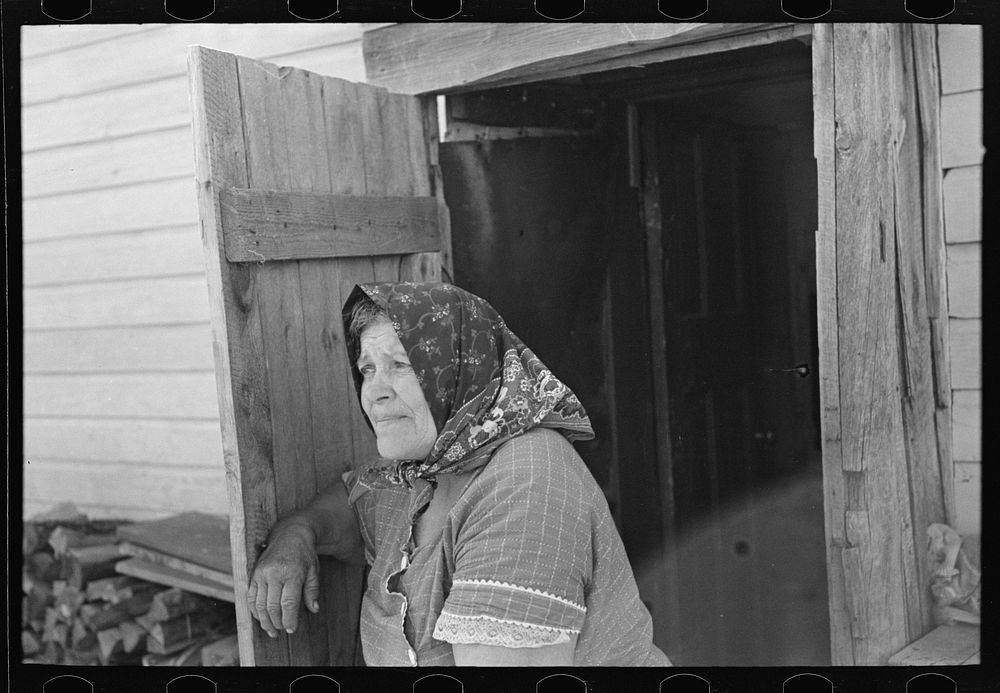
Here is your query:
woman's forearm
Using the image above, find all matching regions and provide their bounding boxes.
[272,482,364,564]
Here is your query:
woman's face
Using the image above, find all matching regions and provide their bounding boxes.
[357,320,437,461]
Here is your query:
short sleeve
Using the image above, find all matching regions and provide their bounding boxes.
[433,429,592,648]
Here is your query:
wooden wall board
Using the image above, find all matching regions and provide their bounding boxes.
[888,623,979,666]
[21,24,364,105]
[24,276,211,330]
[946,244,981,318]
[117,512,231,574]
[23,325,214,374]
[948,319,981,391]
[952,391,982,462]
[23,418,224,467]
[23,41,367,153]
[22,126,194,199]
[116,559,233,603]
[953,463,982,536]
[363,22,791,94]
[20,25,160,59]
[23,180,199,242]
[812,23,852,667]
[188,45,285,666]
[937,25,983,95]
[943,166,982,244]
[219,189,441,262]
[24,461,227,517]
[24,373,220,419]
[941,92,985,169]
[23,226,205,287]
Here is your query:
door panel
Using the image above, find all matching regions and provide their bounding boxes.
[188,47,444,665]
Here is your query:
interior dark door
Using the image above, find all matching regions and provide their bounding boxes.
[643,108,766,665]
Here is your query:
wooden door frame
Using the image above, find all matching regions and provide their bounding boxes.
[364,22,952,666]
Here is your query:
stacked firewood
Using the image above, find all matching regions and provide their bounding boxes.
[22,504,238,666]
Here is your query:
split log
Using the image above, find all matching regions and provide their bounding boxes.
[147,611,222,651]
[64,646,101,666]
[142,641,205,666]
[25,583,53,625]
[29,552,61,582]
[48,526,118,556]
[71,617,97,650]
[22,630,41,656]
[42,608,61,643]
[201,633,239,666]
[61,544,122,589]
[85,575,145,603]
[80,589,159,631]
[55,585,85,620]
[120,620,148,653]
[135,612,158,633]
[97,626,124,664]
[147,587,206,622]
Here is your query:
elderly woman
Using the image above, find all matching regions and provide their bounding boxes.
[247,282,670,666]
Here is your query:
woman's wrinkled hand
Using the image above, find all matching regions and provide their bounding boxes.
[246,523,321,637]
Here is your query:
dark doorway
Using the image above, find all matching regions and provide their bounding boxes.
[631,48,828,666]
[438,39,828,667]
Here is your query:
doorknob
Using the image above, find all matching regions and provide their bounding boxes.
[766,363,810,378]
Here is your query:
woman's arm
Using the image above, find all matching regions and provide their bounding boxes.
[453,638,577,666]
[246,481,364,638]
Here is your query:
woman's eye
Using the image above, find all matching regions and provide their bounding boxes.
[359,364,375,376]
[395,361,413,371]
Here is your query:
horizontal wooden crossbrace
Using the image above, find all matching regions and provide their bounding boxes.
[218,187,443,262]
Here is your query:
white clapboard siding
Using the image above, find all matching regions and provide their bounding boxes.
[24,325,214,374]
[21,23,364,104]
[941,91,984,169]
[23,41,366,152]
[943,166,982,244]
[23,226,205,286]
[24,276,212,330]
[946,244,981,318]
[953,462,981,538]
[23,126,194,199]
[937,25,982,95]
[24,418,224,467]
[20,24,370,521]
[23,179,200,242]
[24,459,228,516]
[24,373,220,419]
[952,391,981,462]
[20,25,160,59]
[948,319,981,391]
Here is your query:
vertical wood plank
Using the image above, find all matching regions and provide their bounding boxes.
[304,71,375,667]
[235,53,324,667]
[890,23,940,643]
[913,24,956,526]
[188,46,283,666]
[401,95,442,283]
[811,23,852,667]
[423,95,454,280]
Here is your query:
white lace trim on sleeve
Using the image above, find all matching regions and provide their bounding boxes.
[451,579,587,613]
[433,611,578,649]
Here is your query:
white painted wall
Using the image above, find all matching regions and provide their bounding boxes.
[21,24,368,520]
[937,24,983,536]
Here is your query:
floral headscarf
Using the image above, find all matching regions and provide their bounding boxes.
[342,282,593,488]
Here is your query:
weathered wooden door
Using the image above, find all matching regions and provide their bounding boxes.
[640,109,766,665]
[188,47,448,666]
